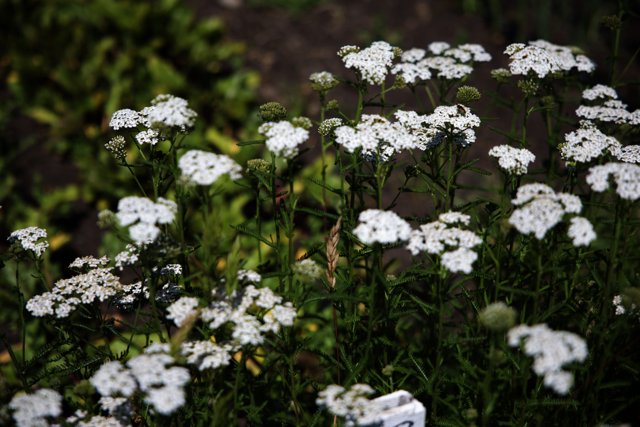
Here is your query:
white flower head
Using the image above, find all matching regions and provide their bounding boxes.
[508,324,588,395]
[179,149,242,186]
[586,162,640,200]
[140,94,197,131]
[10,389,63,427]
[166,296,200,327]
[509,183,589,241]
[561,122,621,164]
[567,216,596,247]
[582,84,618,101]
[353,209,412,245]
[489,145,536,175]
[8,226,49,258]
[116,196,177,245]
[407,212,482,274]
[341,41,396,85]
[258,120,309,159]
[135,128,160,146]
[109,109,141,130]
[504,40,595,78]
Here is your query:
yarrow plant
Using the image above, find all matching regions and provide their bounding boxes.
[4,17,640,427]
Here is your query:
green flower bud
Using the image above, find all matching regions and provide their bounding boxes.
[392,75,407,89]
[318,118,343,137]
[325,99,340,111]
[517,79,539,97]
[601,15,622,30]
[462,408,478,421]
[382,364,395,376]
[246,159,271,176]
[292,259,324,282]
[490,68,511,83]
[104,135,127,161]
[73,379,95,396]
[259,102,287,122]
[291,116,313,130]
[97,209,116,229]
[478,302,517,332]
[393,47,404,59]
[455,85,482,104]
[309,71,339,92]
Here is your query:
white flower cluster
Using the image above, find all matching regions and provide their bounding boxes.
[26,267,123,318]
[560,121,621,164]
[7,226,49,258]
[575,85,640,125]
[309,71,339,91]
[316,384,383,426]
[90,345,191,415]
[114,244,139,269]
[139,94,197,131]
[340,41,396,85]
[9,388,62,427]
[508,324,588,395]
[69,255,110,270]
[488,145,536,175]
[391,41,491,83]
[586,162,640,200]
[258,120,310,159]
[77,415,125,427]
[169,277,297,371]
[413,104,481,147]
[352,209,412,245]
[612,294,639,318]
[407,211,482,274]
[334,114,426,161]
[178,149,242,186]
[504,40,595,78]
[509,183,596,246]
[110,94,197,132]
[116,196,177,245]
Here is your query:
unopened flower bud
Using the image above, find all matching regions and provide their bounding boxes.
[259,102,287,122]
[456,86,481,104]
[517,79,539,97]
[325,99,340,111]
[291,116,313,130]
[97,209,116,229]
[246,159,271,176]
[309,71,339,92]
[318,118,343,137]
[490,68,511,83]
[478,302,517,332]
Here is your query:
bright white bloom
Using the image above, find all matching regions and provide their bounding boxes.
[238,269,262,283]
[183,283,296,369]
[116,196,176,245]
[441,247,478,274]
[92,350,190,416]
[178,149,242,185]
[181,340,234,371]
[316,384,383,426]
[90,361,137,397]
[421,105,481,147]
[166,296,200,327]
[335,114,426,161]
[135,128,159,146]
[420,56,473,80]
[69,255,110,270]
[10,388,62,427]
[616,145,640,164]
[140,94,197,131]
[156,263,183,276]
[504,40,595,78]
[258,121,309,159]
[390,62,432,84]
[489,145,536,175]
[26,267,124,318]
[428,42,450,55]
[109,109,141,130]
[586,163,640,200]
[8,226,49,258]
[114,244,139,269]
[582,84,618,101]
[309,71,339,91]
[341,41,396,85]
[509,183,589,242]
[576,99,640,125]
[401,48,426,63]
[567,217,597,246]
[407,212,482,274]
[613,295,626,315]
[561,122,621,164]
[353,209,412,245]
[458,43,492,62]
[508,324,588,395]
